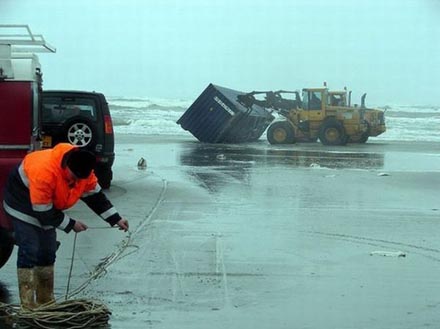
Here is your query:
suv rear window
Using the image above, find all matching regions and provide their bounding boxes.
[42,97,97,123]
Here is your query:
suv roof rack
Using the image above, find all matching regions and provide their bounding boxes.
[0,24,56,54]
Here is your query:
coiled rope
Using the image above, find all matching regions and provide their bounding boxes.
[0,229,113,329]
[0,178,168,328]
[0,228,137,328]
[0,299,110,328]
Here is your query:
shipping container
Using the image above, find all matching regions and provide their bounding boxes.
[177,84,274,143]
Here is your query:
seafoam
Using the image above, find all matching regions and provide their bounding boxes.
[108,97,440,142]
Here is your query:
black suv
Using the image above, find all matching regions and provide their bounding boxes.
[41,91,115,188]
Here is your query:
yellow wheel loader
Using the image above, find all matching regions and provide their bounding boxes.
[237,86,386,146]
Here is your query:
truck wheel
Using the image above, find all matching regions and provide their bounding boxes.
[267,121,295,144]
[0,228,14,269]
[318,119,346,146]
[63,116,97,148]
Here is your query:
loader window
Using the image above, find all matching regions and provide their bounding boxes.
[330,94,344,106]
[302,91,322,110]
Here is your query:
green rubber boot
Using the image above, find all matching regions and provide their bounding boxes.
[35,265,55,306]
[17,268,37,310]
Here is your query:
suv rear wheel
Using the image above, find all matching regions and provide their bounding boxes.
[63,116,97,148]
[0,228,14,269]
[95,164,113,189]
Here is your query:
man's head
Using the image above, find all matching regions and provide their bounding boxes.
[65,148,96,179]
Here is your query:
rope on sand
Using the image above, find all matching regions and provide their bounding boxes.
[0,178,169,328]
[0,299,111,328]
[66,178,168,299]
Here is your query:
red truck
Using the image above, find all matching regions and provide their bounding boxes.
[0,25,55,269]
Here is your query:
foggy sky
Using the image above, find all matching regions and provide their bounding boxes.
[1,0,439,105]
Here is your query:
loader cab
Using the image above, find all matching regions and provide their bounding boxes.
[297,88,328,124]
[301,88,327,111]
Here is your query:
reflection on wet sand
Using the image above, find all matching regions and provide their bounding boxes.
[180,143,384,170]
[179,142,384,192]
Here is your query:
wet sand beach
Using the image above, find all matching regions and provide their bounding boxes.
[1,134,440,329]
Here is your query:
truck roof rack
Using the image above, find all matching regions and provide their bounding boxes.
[0,25,55,80]
[0,24,56,54]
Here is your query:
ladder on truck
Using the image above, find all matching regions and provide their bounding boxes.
[0,24,56,80]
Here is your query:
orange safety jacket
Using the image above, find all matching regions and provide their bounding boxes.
[3,143,121,232]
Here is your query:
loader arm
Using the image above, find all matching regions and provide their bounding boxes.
[237,90,301,118]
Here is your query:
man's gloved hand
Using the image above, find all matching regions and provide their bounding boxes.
[116,218,129,232]
[73,220,88,233]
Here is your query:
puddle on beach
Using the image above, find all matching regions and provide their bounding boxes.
[179,143,384,170]
[178,142,384,194]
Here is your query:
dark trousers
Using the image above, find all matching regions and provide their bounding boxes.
[9,216,57,268]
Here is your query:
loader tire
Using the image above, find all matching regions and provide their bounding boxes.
[349,133,369,143]
[318,119,347,146]
[349,122,370,143]
[267,121,295,144]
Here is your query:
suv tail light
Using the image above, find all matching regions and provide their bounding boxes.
[104,115,113,134]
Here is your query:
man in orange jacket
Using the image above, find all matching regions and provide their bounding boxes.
[3,143,129,309]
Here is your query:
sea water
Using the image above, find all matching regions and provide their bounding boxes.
[108,96,440,142]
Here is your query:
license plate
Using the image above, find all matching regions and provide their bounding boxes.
[42,135,52,148]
